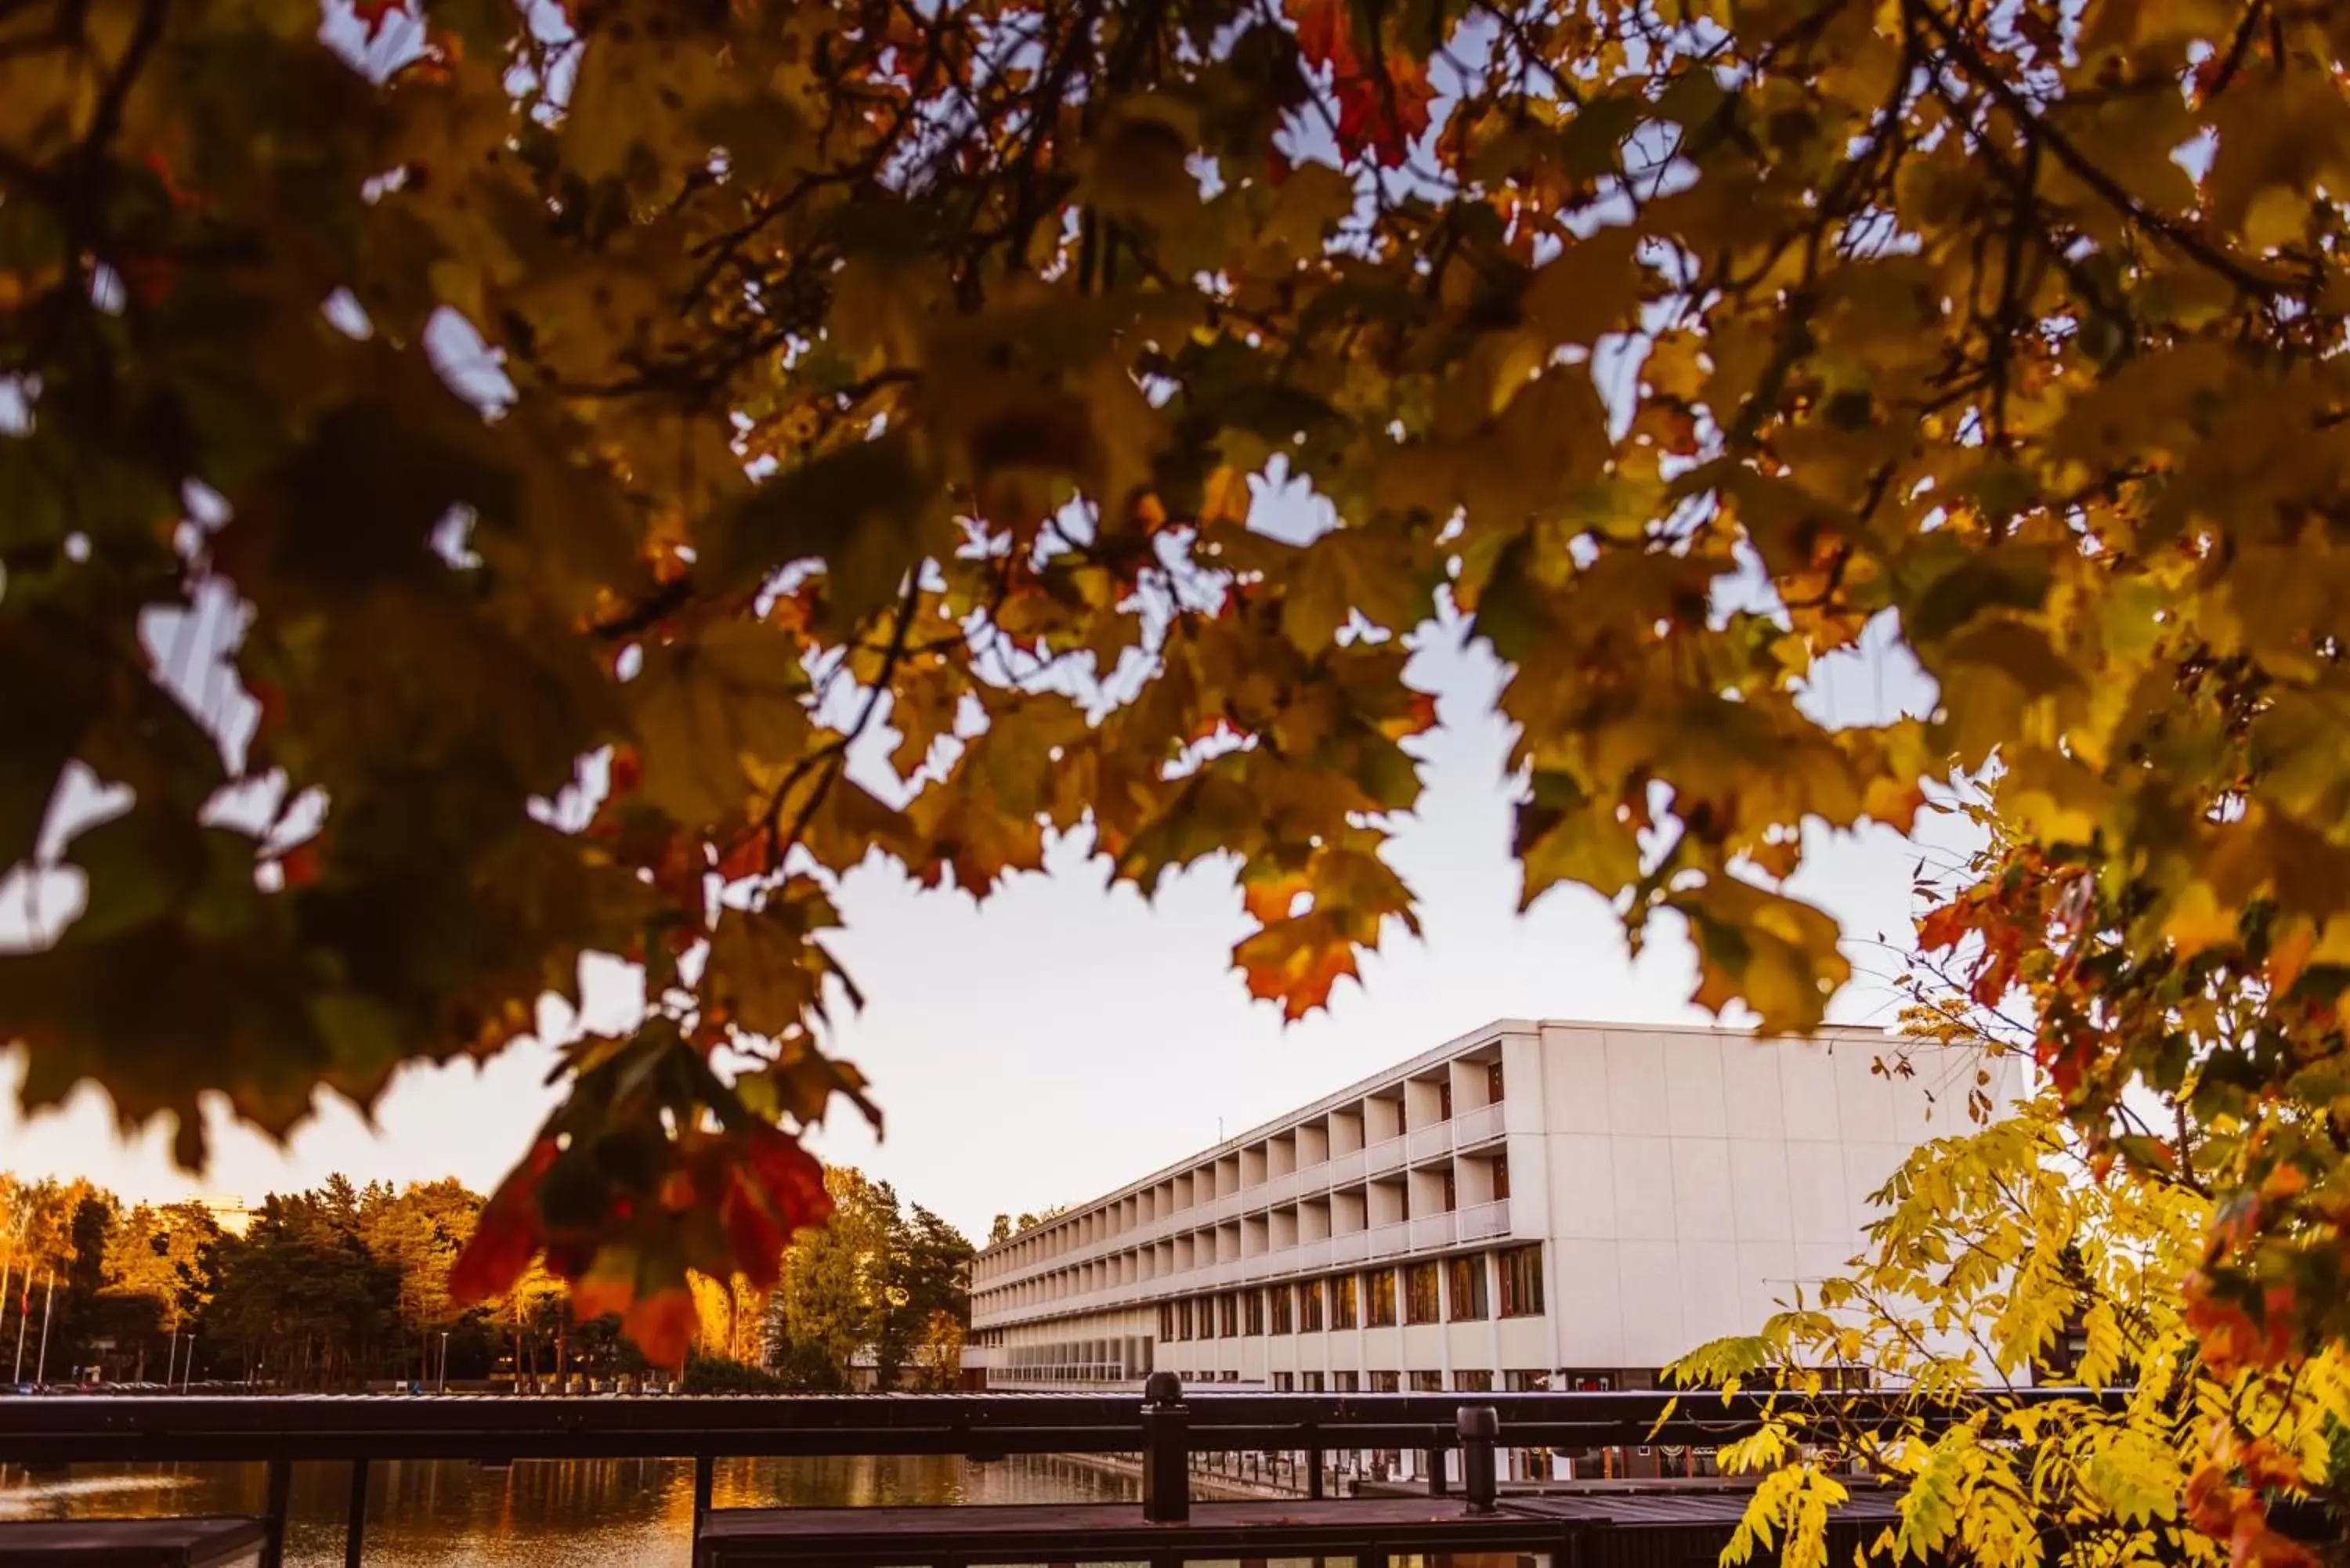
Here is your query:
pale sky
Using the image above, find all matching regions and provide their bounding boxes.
[0,599,1954,1243]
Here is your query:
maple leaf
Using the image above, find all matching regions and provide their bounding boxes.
[1235,911,1363,1020]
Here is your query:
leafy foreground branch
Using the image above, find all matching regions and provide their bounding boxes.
[6,0,2350,1414]
[1672,1089,2350,1568]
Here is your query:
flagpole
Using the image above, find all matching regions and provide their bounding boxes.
[9,1270,25,1384]
[33,1270,53,1387]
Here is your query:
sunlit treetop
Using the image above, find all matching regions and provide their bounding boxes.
[6,0,2350,1363]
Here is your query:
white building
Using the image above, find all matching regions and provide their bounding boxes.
[969,1017,2016,1475]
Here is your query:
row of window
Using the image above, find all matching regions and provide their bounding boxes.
[981,1061,1509,1277]
[1153,1247,1544,1342]
[1267,1369,1511,1392]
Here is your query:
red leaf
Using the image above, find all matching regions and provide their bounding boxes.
[1333,56,1434,166]
[352,0,411,39]
[447,1138,556,1303]
[1287,0,1431,167]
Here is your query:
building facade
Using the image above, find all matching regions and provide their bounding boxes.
[968,1018,2016,1476]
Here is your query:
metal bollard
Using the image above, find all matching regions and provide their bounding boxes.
[1141,1371,1191,1523]
[1458,1404,1499,1513]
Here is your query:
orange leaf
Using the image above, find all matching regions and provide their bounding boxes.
[1235,911,1361,1020]
[622,1286,702,1371]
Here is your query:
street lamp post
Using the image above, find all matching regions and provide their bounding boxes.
[438,1331,450,1393]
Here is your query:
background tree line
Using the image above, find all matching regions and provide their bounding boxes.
[0,1167,969,1393]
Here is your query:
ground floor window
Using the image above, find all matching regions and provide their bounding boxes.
[1408,1369,1444,1392]
[1498,1244,1545,1317]
[1447,1253,1489,1320]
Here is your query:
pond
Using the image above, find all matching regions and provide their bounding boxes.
[0,1450,1139,1566]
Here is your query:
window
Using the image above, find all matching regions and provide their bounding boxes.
[1330,1274,1359,1330]
[1438,1078,1454,1121]
[1371,1370,1402,1393]
[1335,1370,1361,1392]
[1178,1299,1195,1340]
[1274,1371,1295,1391]
[1220,1293,1240,1338]
[1498,1245,1545,1317]
[1506,1369,1549,1392]
[1197,1297,1215,1340]
[1300,1278,1325,1333]
[1410,1370,1444,1392]
[1447,1254,1489,1321]
[1271,1284,1294,1335]
[1455,1369,1495,1392]
[1244,1290,1265,1336]
[1487,1060,1506,1104]
[1442,1168,1458,1211]
[1159,1302,1175,1341]
[1366,1267,1400,1327]
[1220,1370,1238,1382]
[1493,1154,1510,1201]
[1403,1262,1441,1324]
[1304,1370,1326,1392]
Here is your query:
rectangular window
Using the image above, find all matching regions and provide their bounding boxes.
[1159,1302,1175,1341]
[1447,1254,1489,1321]
[1506,1369,1549,1392]
[1197,1296,1214,1340]
[1305,1370,1326,1392]
[1300,1278,1325,1333]
[1404,1262,1441,1324]
[1271,1284,1294,1335]
[1493,1154,1510,1201]
[1274,1371,1295,1391]
[1220,1370,1238,1382]
[1220,1293,1240,1338]
[1335,1370,1360,1392]
[1366,1268,1399,1328]
[1455,1369,1495,1392]
[1371,1370,1402,1393]
[1410,1370,1444,1393]
[1498,1245,1545,1317]
[1244,1290,1265,1336]
[1442,1169,1458,1212]
[1488,1060,1506,1104]
[1438,1079,1454,1121]
[1178,1298,1195,1340]
[1331,1274,1359,1330]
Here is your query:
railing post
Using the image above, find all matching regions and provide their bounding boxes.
[1307,1440,1324,1501]
[1141,1371,1190,1524]
[1458,1404,1499,1513]
[1425,1440,1447,1496]
[691,1451,714,1559]
[344,1457,370,1567]
[260,1455,291,1568]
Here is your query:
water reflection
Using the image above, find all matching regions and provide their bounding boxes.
[0,1451,1139,1566]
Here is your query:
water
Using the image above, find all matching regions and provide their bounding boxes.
[0,1451,1138,1566]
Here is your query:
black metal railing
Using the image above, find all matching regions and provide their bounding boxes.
[0,1382,2128,1567]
